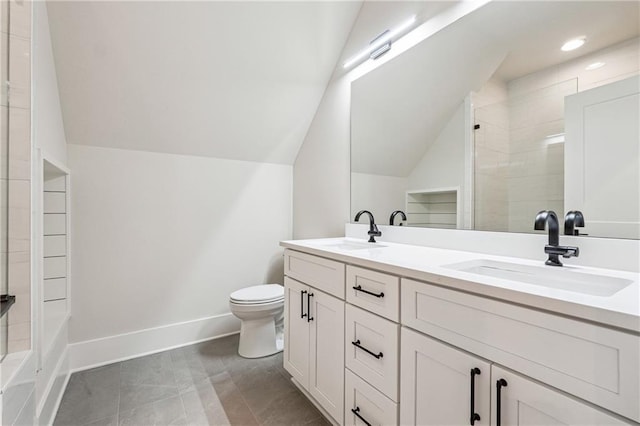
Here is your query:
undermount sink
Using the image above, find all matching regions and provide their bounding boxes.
[325,241,387,251]
[444,259,632,297]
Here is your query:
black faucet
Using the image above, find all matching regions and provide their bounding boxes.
[564,211,585,236]
[355,210,382,243]
[534,210,579,267]
[389,210,407,226]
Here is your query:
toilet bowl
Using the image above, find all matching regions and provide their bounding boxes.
[229,284,284,358]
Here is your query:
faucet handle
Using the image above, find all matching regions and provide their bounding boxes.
[545,245,579,258]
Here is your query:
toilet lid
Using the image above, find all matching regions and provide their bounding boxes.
[230,284,284,304]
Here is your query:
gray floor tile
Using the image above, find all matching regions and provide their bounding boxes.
[231,364,295,417]
[54,364,121,426]
[119,384,180,413]
[55,334,328,426]
[253,387,323,426]
[83,415,119,426]
[169,347,225,393]
[121,352,176,387]
[118,395,185,426]
[180,374,231,425]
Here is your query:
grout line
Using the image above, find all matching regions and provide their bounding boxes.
[116,363,121,423]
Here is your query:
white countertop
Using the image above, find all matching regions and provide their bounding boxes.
[280,237,640,333]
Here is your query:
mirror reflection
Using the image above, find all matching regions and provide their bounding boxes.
[351,1,639,239]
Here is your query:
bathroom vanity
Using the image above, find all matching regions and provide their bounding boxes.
[281,237,639,426]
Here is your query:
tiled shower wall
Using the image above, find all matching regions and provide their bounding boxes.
[473,78,509,232]
[2,0,32,353]
[474,37,640,234]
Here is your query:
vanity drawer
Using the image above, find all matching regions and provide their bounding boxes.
[401,278,640,422]
[344,369,398,426]
[346,265,399,321]
[284,249,345,299]
[345,304,399,401]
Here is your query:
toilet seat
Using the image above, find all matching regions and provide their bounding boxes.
[230,284,284,305]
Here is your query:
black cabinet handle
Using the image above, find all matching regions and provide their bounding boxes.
[307,292,314,322]
[496,378,508,426]
[351,407,371,426]
[469,368,481,425]
[352,340,383,359]
[352,285,384,298]
[300,290,307,319]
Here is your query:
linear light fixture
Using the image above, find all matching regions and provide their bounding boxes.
[343,15,417,69]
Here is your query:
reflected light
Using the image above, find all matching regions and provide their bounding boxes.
[561,37,586,52]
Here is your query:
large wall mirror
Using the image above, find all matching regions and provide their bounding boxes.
[351,1,639,239]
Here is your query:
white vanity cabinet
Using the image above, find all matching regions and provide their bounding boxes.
[344,265,401,426]
[490,366,628,426]
[281,242,639,426]
[400,328,491,426]
[283,251,345,424]
[401,328,628,426]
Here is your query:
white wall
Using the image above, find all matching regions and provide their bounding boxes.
[407,103,465,193]
[33,2,67,165]
[293,76,351,239]
[350,172,407,223]
[68,144,292,344]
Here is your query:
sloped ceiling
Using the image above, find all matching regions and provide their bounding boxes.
[46,1,361,164]
[351,0,639,177]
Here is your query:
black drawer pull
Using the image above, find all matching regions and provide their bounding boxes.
[307,292,314,322]
[351,407,371,426]
[496,378,508,426]
[300,290,307,319]
[353,285,384,298]
[352,340,383,359]
[469,368,481,425]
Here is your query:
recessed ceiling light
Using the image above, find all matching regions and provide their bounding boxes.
[585,62,605,71]
[561,37,586,52]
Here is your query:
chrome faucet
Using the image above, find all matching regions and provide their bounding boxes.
[389,210,407,226]
[355,210,382,243]
[534,210,579,266]
[564,210,585,235]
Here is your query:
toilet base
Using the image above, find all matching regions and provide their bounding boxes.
[238,316,284,358]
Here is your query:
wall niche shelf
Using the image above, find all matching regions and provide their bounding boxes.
[405,187,461,229]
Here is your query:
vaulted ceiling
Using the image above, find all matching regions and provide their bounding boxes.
[46,1,362,164]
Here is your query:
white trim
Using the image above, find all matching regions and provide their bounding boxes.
[69,313,240,372]
[36,346,69,425]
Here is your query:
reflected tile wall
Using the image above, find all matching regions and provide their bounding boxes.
[3,0,31,355]
[505,78,575,233]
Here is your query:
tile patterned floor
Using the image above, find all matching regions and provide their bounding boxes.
[53,334,330,426]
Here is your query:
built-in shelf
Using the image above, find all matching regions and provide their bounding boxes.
[405,187,461,229]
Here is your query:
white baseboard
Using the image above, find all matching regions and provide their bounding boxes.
[68,313,240,372]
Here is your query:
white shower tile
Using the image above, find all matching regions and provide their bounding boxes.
[44,235,66,257]
[44,192,66,213]
[44,213,66,235]
[44,278,67,301]
[44,176,66,192]
[44,256,66,279]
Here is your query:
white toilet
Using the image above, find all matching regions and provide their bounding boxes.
[229,284,284,358]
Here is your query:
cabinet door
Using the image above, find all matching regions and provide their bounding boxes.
[309,289,345,424]
[491,366,628,426]
[284,277,309,389]
[401,327,491,426]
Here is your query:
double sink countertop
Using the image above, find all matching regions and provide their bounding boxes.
[280,237,640,334]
